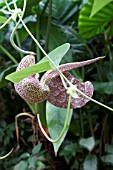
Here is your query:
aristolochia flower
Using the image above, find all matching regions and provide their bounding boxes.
[14,55,103,108]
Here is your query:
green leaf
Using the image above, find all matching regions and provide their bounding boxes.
[0,16,7,23]
[5,61,52,83]
[19,153,30,160]
[59,141,77,164]
[28,157,36,169]
[83,154,97,170]
[101,154,113,165]
[32,143,42,155]
[14,160,28,170]
[39,43,70,67]
[105,144,113,154]
[90,0,113,17]
[79,137,95,151]
[46,101,73,155]
[78,0,113,38]
[0,65,17,88]
[93,82,113,94]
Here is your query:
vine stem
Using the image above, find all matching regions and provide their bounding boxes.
[75,88,113,112]
[13,0,17,9]
[5,0,12,12]
[15,112,34,149]
[37,95,72,143]
[0,148,14,160]
[10,0,35,55]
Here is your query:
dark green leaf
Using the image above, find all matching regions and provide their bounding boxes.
[78,0,113,38]
[101,154,113,165]
[46,101,73,155]
[19,153,30,160]
[59,141,77,164]
[105,144,113,154]
[83,154,97,170]
[32,143,42,155]
[28,157,36,169]
[79,137,95,151]
[13,160,28,170]
[93,82,113,94]
[0,65,17,88]
[5,61,52,83]
[90,0,113,17]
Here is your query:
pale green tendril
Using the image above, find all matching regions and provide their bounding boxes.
[0,148,14,159]
[37,95,72,143]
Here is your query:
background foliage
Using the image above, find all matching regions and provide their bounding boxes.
[0,0,113,169]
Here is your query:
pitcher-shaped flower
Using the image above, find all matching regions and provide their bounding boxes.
[14,55,103,108]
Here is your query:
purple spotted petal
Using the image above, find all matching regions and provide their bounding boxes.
[47,72,94,108]
[14,55,50,103]
[41,56,104,84]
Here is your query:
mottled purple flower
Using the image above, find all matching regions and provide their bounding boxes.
[14,55,103,108]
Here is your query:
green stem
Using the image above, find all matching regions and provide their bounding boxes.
[37,95,72,143]
[87,110,94,136]
[44,0,52,51]
[104,30,112,71]
[99,114,108,156]
[41,0,49,16]
[15,31,24,58]
[0,45,18,64]
[36,2,41,61]
[80,109,84,137]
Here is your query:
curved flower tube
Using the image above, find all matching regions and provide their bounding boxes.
[14,55,104,109]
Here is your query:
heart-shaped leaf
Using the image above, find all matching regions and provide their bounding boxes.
[79,136,95,151]
[83,154,97,170]
[46,101,73,155]
[101,154,113,165]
